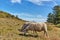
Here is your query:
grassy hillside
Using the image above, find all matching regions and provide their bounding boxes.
[0,11,14,18]
[0,11,60,40]
[0,11,25,21]
[0,11,25,40]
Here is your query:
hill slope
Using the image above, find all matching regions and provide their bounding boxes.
[0,11,25,21]
[0,11,25,40]
[0,11,60,40]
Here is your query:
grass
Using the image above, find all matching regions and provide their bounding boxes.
[0,18,60,40]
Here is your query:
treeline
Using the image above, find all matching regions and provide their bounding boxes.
[47,5,60,25]
[0,11,15,18]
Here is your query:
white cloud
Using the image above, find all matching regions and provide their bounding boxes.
[52,1,58,6]
[40,0,52,1]
[12,13,47,22]
[28,0,43,5]
[21,16,47,22]
[11,0,21,3]
[27,0,57,6]
[10,0,57,6]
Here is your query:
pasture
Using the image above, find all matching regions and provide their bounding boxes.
[0,18,60,40]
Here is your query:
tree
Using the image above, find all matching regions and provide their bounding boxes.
[47,5,60,24]
[53,6,60,24]
[47,13,54,23]
[16,15,20,20]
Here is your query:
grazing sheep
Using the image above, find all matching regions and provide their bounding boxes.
[20,22,49,37]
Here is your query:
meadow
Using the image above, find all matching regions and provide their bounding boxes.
[0,18,60,40]
[0,11,60,40]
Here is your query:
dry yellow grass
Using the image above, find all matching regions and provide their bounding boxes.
[0,18,60,40]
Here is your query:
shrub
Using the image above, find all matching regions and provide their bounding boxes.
[47,23,55,31]
[47,25,53,31]
[56,24,60,28]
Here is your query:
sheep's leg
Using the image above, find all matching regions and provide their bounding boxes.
[23,27,29,35]
[44,24,49,38]
[33,27,38,37]
[23,30,28,35]
[32,31,38,37]
[44,31,47,36]
[44,30,49,38]
[23,31,26,35]
[44,31,50,40]
[35,31,38,37]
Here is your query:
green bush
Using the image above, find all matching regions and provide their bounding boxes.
[47,23,55,31]
[47,25,53,31]
[56,24,60,28]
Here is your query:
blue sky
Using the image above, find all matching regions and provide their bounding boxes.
[0,0,60,22]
